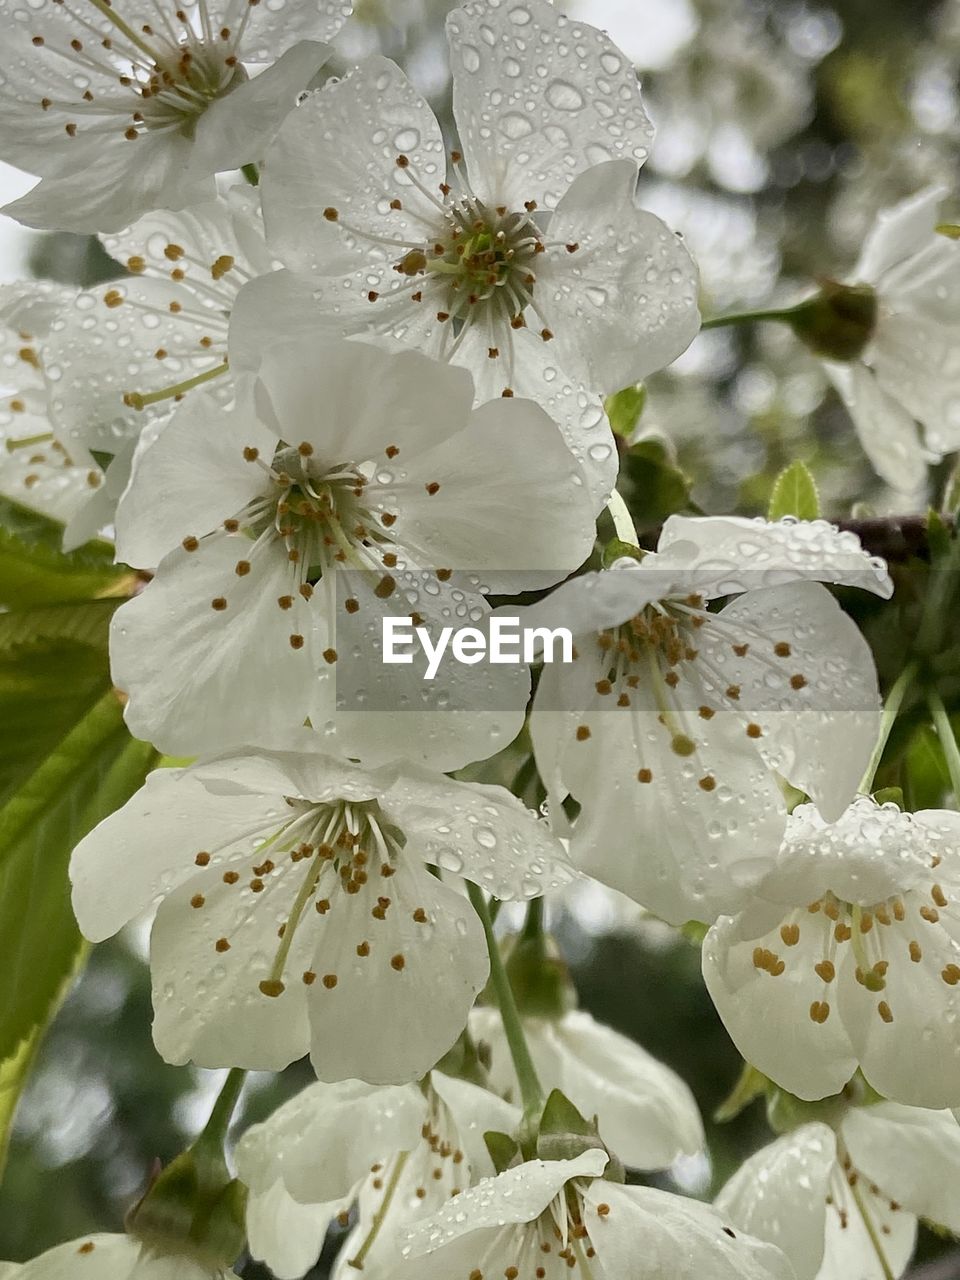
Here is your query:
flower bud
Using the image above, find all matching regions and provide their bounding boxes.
[787,280,878,361]
[126,1146,247,1270]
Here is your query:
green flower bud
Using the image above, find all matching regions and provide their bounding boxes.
[787,281,878,362]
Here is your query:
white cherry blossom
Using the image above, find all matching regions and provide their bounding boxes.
[520,515,891,925]
[238,1072,517,1280]
[231,0,700,505]
[69,750,578,1080]
[109,333,594,766]
[821,186,960,490]
[717,1102,960,1280]
[469,1006,704,1170]
[1,1234,237,1279]
[0,0,352,233]
[399,1149,795,1280]
[703,799,960,1108]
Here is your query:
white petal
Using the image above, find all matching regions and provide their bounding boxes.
[111,536,330,758]
[17,1236,227,1280]
[384,769,578,901]
[472,1007,703,1169]
[653,514,893,599]
[235,1078,426,1203]
[700,581,881,821]
[870,312,960,456]
[854,186,947,284]
[447,0,653,209]
[149,856,314,1070]
[821,361,928,492]
[254,336,475,467]
[69,761,290,944]
[841,1102,960,1233]
[262,58,445,276]
[381,396,596,585]
[702,910,860,1102]
[190,42,333,175]
[402,1151,608,1256]
[515,567,667,639]
[542,160,700,389]
[538,655,786,924]
[715,1124,835,1280]
[816,1181,916,1280]
[238,0,352,62]
[244,1181,339,1280]
[306,863,489,1084]
[582,1182,797,1280]
[114,392,276,568]
[428,1071,521,1181]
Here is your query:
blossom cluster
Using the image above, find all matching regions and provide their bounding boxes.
[1,1,959,1278]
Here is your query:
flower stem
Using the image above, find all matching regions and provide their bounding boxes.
[521,896,544,942]
[466,881,544,1123]
[699,304,804,331]
[927,686,960,803]
[195,1068,246,1155]
[858,661,918,793]
[605,489,639,549]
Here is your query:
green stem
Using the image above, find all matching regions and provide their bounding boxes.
[241,163,261,187]
[521,896,544,943]
[195,1068,246,1155]
[927,687,960,803]
[466,881,544,1122]
[858,661,918,793]
[699,304,804,331]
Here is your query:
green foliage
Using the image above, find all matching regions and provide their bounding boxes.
[620,439,695,527]
[0,497,130,608]
[767,460,820,521]
[0,579,155,1177]
[604,383,646,437]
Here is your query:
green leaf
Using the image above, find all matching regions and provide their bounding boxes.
[620,439,694,526]
[0,494,130,608]
[538,1088,594,1138]
[0,690,156,1061]
[483,1130,519,1174]
[604,383,646,437]
[0,598,117,653]
[768,460,820,521]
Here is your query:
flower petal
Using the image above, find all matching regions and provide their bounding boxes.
[235,1078,426,1203]
[702,910,860,1101]
[541,159,700,388]
[652,514,893,599]
[699,581,881,822]
[306,863,489,1084]
[854,186,947,284]
[822,360,928,492]
[262,58,445,276]
[244,1181,341,1280]
[715,1124,835,1280]
[384,768,577,901]
[447,0,653,209]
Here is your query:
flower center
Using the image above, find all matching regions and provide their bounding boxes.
[140,40,247,135]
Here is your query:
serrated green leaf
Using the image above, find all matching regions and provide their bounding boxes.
[0,690,156,1061]
[0,494,130,607]
[0,599,117,653]
[768,460,820,521]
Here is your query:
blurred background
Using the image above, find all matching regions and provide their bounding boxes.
[1,0,959,1273]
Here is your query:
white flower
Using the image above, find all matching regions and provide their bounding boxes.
[109,334,594,766]
[237,1072,517,1280]
[3,1234,236,1279]
[232,0,700,505]
[400,1149,794,1280]
[0,283,106,538]
[520,515,891,925]
[821,186,960,491]
[470,1006,704,1169]
[69,750,578,1080]
[0,191,268,549]
[0,0,352,233]
[717,1102,960,1280]
[703,798,960,1109]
